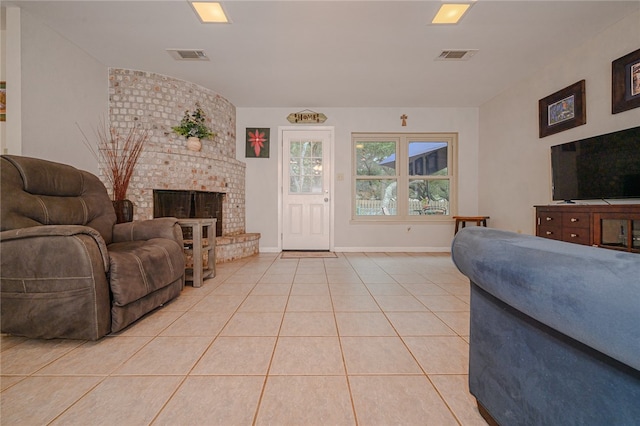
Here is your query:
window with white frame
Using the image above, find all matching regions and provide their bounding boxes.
[352,132,457,220]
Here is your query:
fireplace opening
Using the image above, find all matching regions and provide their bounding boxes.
[153,190,224,237]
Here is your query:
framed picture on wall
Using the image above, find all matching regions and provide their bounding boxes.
[538,80,586,138]
[612,48,640,114]
[0,81,6,122]
[246,128,270,158]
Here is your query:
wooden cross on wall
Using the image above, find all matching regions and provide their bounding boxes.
[400,114,408,126]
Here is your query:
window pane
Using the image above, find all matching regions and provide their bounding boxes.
[408,179,450,215]
[290,141,300,157]
[289,158,301,175]
[355,179,397,215]
[290,139,323,194]
[302,158,314,170]
[408,142,448,176]
[352,133,456,220]
[312,141,323,157]
[356,141,397,176]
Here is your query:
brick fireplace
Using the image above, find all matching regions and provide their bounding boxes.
[153,189,224,237]
[107,68,259,262]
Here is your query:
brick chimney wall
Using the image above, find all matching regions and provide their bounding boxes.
[107,68,246,237]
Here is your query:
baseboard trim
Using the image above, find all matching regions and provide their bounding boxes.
[259,247,281,253]
[332,246,451,253]
[259,246,451,253]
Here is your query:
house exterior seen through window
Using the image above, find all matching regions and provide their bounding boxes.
[352,132,457,221]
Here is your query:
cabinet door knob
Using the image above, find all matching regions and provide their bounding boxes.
[570,233,578,238]
[546,231,553,235]
[546,217,553,221]
[570,218,579,222]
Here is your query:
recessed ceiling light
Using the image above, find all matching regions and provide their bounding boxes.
[432,3,471,24]
[190,2,229,23]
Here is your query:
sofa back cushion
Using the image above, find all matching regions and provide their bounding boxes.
[1,155,116,244]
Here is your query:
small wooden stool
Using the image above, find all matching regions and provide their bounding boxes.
[453,216,489,234]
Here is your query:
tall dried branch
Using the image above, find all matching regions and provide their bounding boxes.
[78,119,149,201]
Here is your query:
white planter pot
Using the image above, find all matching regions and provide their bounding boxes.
[186,136,202,152]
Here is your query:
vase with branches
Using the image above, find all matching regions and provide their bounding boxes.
[79,119,149,222]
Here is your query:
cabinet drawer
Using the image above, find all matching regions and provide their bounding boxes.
[562,213,590,229]
[538,226,562,240]
[562,228,590,245]
[538,211,562,226]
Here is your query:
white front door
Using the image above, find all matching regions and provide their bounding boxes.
[282,129,332,250]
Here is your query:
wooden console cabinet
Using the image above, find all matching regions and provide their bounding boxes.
[535,204,640,253]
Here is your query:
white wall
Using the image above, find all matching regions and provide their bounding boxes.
[479,11,640,235]
[19,8,107,173]
[13,5,638,252]
[1,7,6,153]
[2,6,22,156]
[237,107,479,252]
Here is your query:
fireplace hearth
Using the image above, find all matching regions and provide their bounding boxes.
[154,190,224,237]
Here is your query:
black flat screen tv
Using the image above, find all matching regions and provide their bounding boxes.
[551,126,640,201]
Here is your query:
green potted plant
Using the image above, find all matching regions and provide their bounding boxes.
[172,103,215,151]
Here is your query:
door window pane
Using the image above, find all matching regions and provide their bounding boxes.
[312,141,323,157]
[289,139,323,193]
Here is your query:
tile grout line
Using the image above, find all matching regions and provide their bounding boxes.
[327,256,360,426]
[251,256,297,426]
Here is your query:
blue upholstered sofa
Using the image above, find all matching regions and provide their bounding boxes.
[451,227,640,426]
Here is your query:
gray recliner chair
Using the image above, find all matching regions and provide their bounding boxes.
[0,155,185,340]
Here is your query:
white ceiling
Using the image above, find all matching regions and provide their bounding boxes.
[7,0,640,108]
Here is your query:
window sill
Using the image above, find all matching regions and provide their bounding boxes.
[350,216,454,225]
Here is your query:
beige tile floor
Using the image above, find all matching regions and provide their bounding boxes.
[1,252,487,425]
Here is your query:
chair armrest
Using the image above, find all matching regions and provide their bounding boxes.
[1,225,112,340]
[112,217,184,246]
[451,227,640,372]
[1,225,110,271]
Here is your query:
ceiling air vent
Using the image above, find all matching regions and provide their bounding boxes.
[435,49,478,61]
[166,49,209,61]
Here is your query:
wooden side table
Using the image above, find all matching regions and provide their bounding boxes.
[178,219,216,288]
[453,216,489,234]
